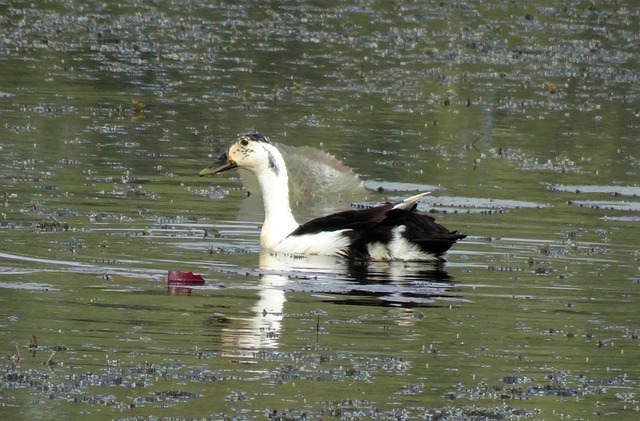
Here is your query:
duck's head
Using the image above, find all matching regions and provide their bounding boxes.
[199,133,283,177]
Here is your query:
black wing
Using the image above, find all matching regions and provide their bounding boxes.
[383,209,467,256]
[289,203,393,236]
[348,209,466,259]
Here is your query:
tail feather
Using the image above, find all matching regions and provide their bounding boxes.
[392,192,431,211]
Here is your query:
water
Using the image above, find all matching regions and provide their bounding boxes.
[1,1,639,420]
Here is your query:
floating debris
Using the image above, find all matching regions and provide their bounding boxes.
[167,270,205,286]
[36,218,70,232]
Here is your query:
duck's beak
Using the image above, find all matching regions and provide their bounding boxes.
[199,153,237,176]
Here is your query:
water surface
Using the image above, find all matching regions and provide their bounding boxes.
[1,1,639,420]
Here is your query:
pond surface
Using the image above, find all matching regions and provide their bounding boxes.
[1,1,639,420]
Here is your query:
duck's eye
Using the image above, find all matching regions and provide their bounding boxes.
[240,139,249,146]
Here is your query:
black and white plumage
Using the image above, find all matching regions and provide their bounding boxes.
[200,133,466,261]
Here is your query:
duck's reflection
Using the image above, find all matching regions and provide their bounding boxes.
[217,252,460,355]
[246,254,289,349]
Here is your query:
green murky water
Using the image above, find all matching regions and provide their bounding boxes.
[1,1,639,420]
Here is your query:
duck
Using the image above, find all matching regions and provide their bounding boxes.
[199,133,466,261]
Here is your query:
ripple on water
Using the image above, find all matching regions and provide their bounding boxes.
[568,200,640,212]
[0,280,56,291]
[547,184,640,212]
[548,184,640,197]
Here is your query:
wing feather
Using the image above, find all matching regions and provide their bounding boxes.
[289,203,393,236]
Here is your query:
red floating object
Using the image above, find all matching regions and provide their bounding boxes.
[167,271,205,286]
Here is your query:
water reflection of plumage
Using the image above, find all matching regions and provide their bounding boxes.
[215,251,462,354]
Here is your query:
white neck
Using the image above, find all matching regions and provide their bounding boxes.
[252,151,299,249]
